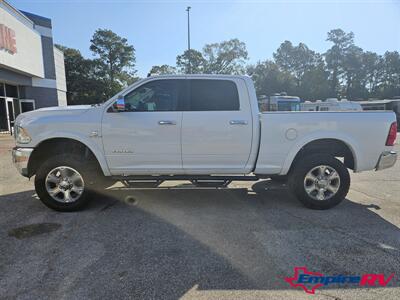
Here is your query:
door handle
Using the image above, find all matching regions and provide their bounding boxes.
[229,120,248,125]
[158,120,176,125]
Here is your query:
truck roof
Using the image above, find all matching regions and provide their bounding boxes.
[149,74,251,80]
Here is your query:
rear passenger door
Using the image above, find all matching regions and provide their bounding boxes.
[181,78,253,174]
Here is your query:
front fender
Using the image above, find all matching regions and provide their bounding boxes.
[33,131,110,176]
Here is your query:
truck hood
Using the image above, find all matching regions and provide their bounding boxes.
[35,105,93,112]
[15,105,96,128]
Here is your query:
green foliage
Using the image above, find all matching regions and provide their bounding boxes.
[57,29,137,104]
[362,51,383,95]
[273,41,320,87]
[252,29,400,100]
[176,49,206,74]
[55,44,108,104]
[379,51,400,98]
[176,39,248,74]
[202,39,248,74]
[148,65,177,76]
[325,29,355,97]
[247,60,295,96]
[299,62,331,100]
[60,28,400,104]
[90,29,136,98]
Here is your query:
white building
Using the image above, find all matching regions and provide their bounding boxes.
[0,0,67,133]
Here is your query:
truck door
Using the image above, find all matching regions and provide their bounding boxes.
[101,79,186,175]
[181,78,253,174]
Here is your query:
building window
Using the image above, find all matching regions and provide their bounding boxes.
[18,86,26,99]
[5,84,18,98]
[20,100,35,113]
[0,83,5,97]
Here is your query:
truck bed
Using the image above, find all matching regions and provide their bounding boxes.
[254,111,396,175]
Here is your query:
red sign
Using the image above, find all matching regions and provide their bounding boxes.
[285,266,394,294]
[0,24,17,54]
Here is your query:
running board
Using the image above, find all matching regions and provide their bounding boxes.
[112,175,259,181]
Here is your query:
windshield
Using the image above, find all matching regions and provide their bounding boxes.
[277,101,300,111]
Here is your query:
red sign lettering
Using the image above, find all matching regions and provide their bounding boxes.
[0,24,17,54]
[360,274,394,287]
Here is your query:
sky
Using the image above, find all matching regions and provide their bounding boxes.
[9,0,400,77]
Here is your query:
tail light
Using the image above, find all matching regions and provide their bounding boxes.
[386,122,397,146]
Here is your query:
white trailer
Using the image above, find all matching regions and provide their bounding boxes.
[301,99,362,112]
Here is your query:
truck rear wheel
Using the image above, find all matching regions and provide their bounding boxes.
[34,154,97,211]
[288,154,350,210]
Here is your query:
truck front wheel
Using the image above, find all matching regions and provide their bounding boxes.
[34,154,96,211]
[288,154,350,210]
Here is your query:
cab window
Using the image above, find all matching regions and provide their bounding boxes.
[124,80,182,111]
[189,79,239,111]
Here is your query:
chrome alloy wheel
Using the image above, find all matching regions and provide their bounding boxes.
[45,166,85,203]
[303,165,340,201]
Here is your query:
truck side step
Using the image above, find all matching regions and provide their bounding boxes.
[112,175,259,181]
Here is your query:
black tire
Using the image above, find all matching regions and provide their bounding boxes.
[288,154,350,210]
[34,154,99,212]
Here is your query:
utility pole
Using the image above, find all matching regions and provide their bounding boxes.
[186,6,191,74]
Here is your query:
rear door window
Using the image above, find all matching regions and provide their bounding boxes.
[189,79,239,111]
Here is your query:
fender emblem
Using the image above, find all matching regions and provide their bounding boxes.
[89,131,101,137]
[112,149,133,153]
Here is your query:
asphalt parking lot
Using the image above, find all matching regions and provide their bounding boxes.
[1,135,400,299]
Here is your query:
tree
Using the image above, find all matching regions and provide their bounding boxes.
[148,65,177,76]
[59,28,400,104]
[300,62,331,100]
[55,44,107,104]
[90,29,136,97]
[202,38,248,74]
[273,41,320,87]
[175,39,248,74]
[325,29,355,97]
[176,49,206,74]
[247,60,296,96]
[361,51,384,96]
[342,45,365,99]
[380,51,400,98]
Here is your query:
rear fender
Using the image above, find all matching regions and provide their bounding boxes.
[280,131,361,175]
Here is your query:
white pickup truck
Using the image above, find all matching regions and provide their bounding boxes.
[12,75,398,211]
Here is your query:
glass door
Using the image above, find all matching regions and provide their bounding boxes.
[6,98,15,133]
[0,98,8,132]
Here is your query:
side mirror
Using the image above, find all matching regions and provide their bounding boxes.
[113,95,126,112]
